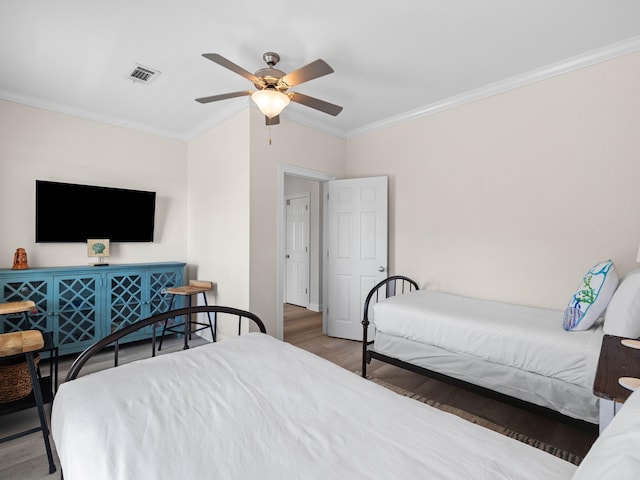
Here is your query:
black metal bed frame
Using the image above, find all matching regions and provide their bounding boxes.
[361,276,597,430]
[361,275,419,376]
[64,305,266,382]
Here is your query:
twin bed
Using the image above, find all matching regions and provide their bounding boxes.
[51,293,640,478]
[362,276,603,424]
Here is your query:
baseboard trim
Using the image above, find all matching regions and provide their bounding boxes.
[308,303,322,312]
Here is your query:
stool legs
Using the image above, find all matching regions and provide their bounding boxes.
[26,352,56,474]
[183,295,191,350]
[157,295,176,352]
[158,292,216,350]
[197,292,216,342]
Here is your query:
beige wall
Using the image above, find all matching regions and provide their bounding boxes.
[187,109,251,309]
[0,100,187,268]
[4,49,639,331]
[249,107,347,334]
[346,51,640,310]
[186,109,251,338]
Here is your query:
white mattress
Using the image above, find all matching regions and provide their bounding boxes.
[373,290,604,390]
[52,333,576,480]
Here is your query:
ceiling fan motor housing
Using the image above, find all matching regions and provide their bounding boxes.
[253,68,287,90]
[254,52,291,90]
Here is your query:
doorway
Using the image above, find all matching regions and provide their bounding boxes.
[277,164,335,341]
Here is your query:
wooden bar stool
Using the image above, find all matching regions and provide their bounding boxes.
[158,280,215,350]
[0,301,59,394]
[0,330,56,474]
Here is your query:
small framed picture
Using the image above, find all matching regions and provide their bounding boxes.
[87,239,110,257]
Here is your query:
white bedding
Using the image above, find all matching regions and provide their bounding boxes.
[373,290,603,388]
[52,333,576,480]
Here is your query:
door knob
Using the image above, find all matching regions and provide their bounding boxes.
[378,266,385,272]
[285,254,290,258]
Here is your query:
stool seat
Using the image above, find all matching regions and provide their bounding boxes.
[0,301,36,316]
[0,330,44,357]
[166,284,211,296]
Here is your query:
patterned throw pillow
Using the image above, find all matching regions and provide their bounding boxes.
[564,260,619,331]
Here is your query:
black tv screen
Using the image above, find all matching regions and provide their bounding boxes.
[36,180,156,243]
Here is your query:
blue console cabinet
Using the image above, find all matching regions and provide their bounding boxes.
[0,262,185,356]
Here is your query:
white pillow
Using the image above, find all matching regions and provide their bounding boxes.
[564,260,618,331]
[604,267,640,338]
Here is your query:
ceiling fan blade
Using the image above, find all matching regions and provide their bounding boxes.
[281,59,334,87]
[202,53,260,84]
[195,91,251,104]
[265,115,280,126]
[289,92,343,116]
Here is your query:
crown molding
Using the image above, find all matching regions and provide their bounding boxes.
[0,88,345,142]
[3,35,640,142]
[347,35,640,138]
[0,90,190,141]
[277,108,347,140]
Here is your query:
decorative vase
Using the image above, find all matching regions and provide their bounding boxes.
[12,248,29,270]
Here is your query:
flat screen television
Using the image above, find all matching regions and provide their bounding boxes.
[35,180,156,243]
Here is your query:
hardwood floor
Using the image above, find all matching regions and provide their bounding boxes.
[0,306,598,479]
[283,303,598,458]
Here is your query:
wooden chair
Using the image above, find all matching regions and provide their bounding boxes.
[0,300,59,394]
[0,330,56,474]
[158,280,216,351]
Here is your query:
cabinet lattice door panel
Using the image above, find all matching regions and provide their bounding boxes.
[55,275,101,349]
[0,278,50,332]
[149,270,182,316]
[108,273,144,333]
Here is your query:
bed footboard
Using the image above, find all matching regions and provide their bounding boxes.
[65,305,266,381]
[361,276,419,377]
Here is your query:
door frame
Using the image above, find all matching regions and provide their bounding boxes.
[277,163,335,340]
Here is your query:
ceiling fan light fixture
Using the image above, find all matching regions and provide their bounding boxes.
[251,88,290,118]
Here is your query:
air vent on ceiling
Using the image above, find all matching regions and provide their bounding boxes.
[127,64,161,85]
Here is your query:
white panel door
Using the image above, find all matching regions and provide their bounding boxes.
[326,176,388,340]
[285,194,310,307]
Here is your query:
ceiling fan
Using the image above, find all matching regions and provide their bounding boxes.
[195,52,343,125]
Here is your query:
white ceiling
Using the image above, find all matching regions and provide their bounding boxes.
[2,1,640,140]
